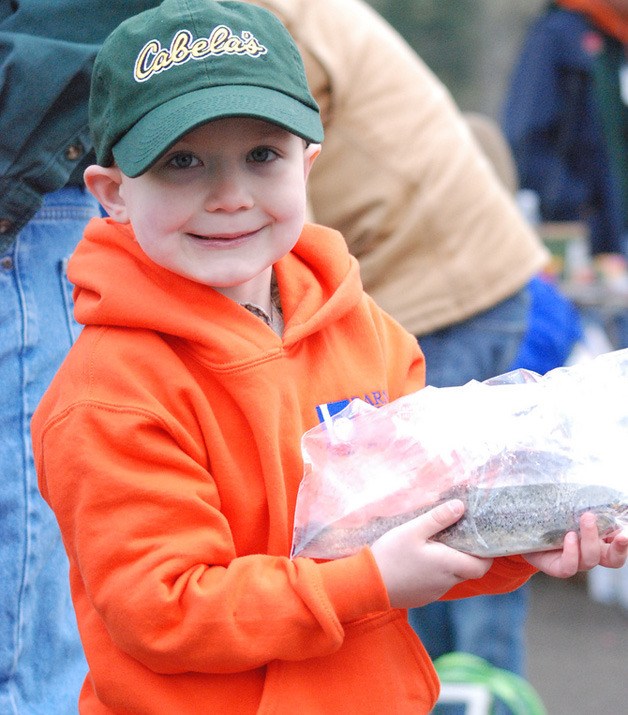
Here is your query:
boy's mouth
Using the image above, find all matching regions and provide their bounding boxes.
[187,228,261,247]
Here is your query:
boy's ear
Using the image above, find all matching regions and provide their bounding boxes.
[303,143,321,180]
[83,164,130,224]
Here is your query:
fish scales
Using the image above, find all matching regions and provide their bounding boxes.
[433,482,624,556]
[292,481,628,559]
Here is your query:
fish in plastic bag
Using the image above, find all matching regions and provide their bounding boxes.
[291,349,628,559]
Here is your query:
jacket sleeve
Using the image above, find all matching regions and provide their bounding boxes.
[443,556,536,601]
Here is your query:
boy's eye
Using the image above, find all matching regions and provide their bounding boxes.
[167,153,200,169]
[248,146,277,163]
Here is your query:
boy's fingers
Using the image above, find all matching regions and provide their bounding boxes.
[419,499,465,538]
[578,512,601,571]
[601,530,628,569]
[562,530,581,575]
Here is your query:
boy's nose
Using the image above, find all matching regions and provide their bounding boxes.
[204,170,254,212]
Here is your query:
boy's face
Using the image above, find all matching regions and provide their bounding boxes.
[95,117,318,303]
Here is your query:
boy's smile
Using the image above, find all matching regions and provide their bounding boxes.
[87,117,318,309]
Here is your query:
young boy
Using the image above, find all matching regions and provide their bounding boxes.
[31,1,628,713]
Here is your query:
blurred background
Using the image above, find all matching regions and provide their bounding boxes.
[362,2,628,713]
[365,0,545,120]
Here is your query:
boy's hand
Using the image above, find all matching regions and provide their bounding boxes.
[370,500,493,609]
[524,512,628,577]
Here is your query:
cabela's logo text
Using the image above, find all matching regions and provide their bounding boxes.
[134,26,267,82]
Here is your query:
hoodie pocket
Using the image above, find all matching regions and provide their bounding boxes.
[257,609,439,714]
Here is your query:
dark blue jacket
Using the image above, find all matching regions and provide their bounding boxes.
[502,6,625,256]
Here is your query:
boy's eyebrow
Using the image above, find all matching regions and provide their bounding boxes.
[243,120,292,139]
[254,130,291,143]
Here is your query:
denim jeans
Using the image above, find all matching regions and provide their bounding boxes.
[417,287,530,388]
[410,288,531,715]
[0,187,99,714]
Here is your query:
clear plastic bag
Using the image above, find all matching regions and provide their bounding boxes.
[291,350,628,559]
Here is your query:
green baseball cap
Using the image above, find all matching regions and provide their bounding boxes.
[89,0,324,178]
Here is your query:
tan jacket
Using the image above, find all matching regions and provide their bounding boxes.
[249,0,549,336]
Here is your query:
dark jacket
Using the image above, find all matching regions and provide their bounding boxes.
[0,0,160,249]
[502,5,626,256]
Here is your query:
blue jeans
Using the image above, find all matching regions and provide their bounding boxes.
[417,288,530,388]
[0,187,99,714]
[411,288,531,715]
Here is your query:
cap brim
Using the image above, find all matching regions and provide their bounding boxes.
[112,85,324,177]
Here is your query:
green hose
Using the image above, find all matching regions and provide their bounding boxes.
[434,651,547,715]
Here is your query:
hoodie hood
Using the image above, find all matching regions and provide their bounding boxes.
[69,218,364,361]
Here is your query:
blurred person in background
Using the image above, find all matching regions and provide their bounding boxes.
[0,2,160,712]
[503,0,628,327]
[464,112,584,378]
[246,0,549,701]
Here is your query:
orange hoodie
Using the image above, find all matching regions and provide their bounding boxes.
[32,218,535,714]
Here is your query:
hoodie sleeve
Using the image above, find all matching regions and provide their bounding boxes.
[443,556,536,600]
[35,400,390,675]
